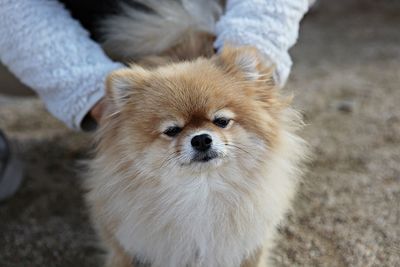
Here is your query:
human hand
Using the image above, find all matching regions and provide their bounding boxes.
[90,98,105,124]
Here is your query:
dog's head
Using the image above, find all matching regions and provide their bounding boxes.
[100,47,289,176]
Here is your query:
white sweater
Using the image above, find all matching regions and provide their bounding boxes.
[0,0,309,130]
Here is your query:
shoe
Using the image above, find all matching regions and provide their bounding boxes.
[0,131,23,202]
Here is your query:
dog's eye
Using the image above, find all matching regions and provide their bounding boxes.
[163,126,182,137]
[213,118,231,128]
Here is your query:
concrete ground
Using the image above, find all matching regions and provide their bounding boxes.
[0,0,399,266]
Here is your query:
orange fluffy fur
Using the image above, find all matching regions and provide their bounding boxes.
[86,2,307,266]
[86,44,307,267]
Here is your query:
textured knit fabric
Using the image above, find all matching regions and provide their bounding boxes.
[0,0,123,130]
[0,0,308,130]
[214,0,309,86]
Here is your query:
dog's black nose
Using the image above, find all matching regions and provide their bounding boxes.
[191,134,212,152]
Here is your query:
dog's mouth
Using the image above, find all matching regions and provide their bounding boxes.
[191,150,219,163]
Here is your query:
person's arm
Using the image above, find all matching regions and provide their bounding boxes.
[214,0,310,87]
[0,0,123,130]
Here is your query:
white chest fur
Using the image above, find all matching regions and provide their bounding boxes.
[88,128,304,267]
[106,163,293,267]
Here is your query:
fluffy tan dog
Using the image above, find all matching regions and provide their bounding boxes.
[86,1,307,267]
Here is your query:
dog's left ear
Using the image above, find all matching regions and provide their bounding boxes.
[214,45,276,87]
[105,66,148,110]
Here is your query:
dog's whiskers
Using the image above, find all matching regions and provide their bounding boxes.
[225,142,260,163]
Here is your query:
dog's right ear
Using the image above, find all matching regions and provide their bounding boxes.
[214,45,276,87]
[106,66,148,109]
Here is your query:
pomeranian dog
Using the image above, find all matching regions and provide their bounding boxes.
[85,1,307,267]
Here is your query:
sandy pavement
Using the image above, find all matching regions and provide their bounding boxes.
[0,0,399,266]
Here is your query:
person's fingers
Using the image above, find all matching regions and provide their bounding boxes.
[90,98,105,124]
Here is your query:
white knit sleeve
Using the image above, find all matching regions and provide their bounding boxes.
[214,0,309,86]
[0,0,123,130]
